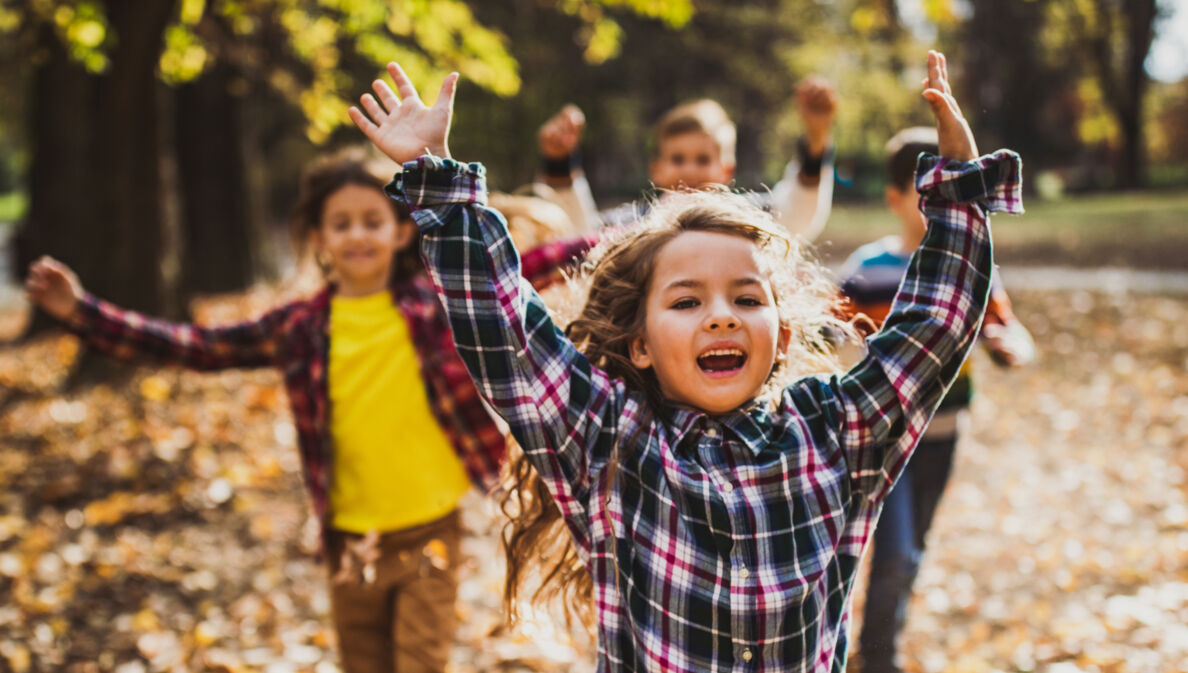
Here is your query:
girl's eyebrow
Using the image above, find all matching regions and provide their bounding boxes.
[662,277,766,291]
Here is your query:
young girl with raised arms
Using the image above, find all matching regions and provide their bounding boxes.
[350,50,1021,672]
[24,149,590,673]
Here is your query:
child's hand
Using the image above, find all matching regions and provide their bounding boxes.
[921,50,977,162]
[349,63,458,164]
[982,322,1037,368]
[538,105,585,160]
[25,256,83,321]
[795,75,837,157]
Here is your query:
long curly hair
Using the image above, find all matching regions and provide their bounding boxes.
[499,189,855,634]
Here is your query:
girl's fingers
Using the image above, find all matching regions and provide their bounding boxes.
[927,51,942,90]
[360,93,387,123]
[922,89,956,120]
[387,62,421,103]
[348,106,380,140]
[433,72,458,112]
[372,79,401,113]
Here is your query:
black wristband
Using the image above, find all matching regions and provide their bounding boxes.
[541,150,580,178]
[796,136,831,178]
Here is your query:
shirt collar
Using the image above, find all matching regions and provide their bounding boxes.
[663,399,773,457]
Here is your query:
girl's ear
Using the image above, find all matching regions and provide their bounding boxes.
[776,324,792,362]
[394,218,417,251]
[629,332,653,370]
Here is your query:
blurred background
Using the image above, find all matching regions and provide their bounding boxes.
[0,1,1186,672]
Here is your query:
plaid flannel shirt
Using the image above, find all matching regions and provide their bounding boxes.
[400,150,1022,673]
[64,247,590,542]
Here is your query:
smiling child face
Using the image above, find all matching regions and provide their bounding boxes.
[629,230,789,414]
[649,131,735,191]
[316,183,414,290]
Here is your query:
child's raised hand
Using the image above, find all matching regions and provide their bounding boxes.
[921,50,977,162]
[25,256,83,321]
[349,63,458,164]
[538,104,585,160]
[795,75,838,156]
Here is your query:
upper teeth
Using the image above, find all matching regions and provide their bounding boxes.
[701,348,743,357]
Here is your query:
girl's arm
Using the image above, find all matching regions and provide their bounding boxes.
[817,51,1022,503]
[519,232,601,291]
[26,257,291,371]
[823,149,1021,503]
[350,64,617,548]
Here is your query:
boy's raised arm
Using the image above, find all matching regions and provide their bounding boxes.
[770,76,837,241]
[351,64,618,551]
[817,51,1021,503]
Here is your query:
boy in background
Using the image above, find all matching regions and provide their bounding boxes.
[535,76,838,241]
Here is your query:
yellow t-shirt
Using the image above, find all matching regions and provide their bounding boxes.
[327,290,471,533]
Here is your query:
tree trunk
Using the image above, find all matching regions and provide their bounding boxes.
[19,1,179,383]
[88,0,179,314]
[17,25,100,339]
[174,59,256,301]
[1113,0,1157,189]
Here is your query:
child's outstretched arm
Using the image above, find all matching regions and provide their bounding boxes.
[351,65,617,550]
[25,257,291,370]
[815,51,1022,504]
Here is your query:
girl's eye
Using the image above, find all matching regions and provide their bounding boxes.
[330,221,349,232]
[736,296,762,307]
[697,155,712,166]
[671,155,685,166]
[366,219,382,229]
[671,298,699,310]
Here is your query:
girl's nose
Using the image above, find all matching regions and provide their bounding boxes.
[704,302,739,331]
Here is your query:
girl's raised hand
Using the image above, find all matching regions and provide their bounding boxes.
[921,50,977,162]
[349,63,458,164]
[25,256,83,321]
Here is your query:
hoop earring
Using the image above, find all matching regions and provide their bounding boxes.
[316,251,334,276]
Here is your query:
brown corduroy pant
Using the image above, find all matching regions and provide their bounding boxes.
[326,511,461,673]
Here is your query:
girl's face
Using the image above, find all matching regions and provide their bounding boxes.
[629,230,789,414]
[315,183,414,288]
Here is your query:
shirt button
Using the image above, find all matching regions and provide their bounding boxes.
[742,649,753,662]
[706,428,718,438]
[721,482,733,493]
[739,566,750,579]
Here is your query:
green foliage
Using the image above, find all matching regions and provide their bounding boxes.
[7,0,694,143]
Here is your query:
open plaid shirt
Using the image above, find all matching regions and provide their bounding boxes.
[399,151,1022,673]
[63,241,595,543]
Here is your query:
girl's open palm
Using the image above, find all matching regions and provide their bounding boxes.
[25,256,83,321]
[349,63,458,164]
[921,50,977,162]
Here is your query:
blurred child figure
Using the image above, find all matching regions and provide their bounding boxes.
[838,127,1036,673]
[350,51,1024,672]
[536,76,838,241]
[24,148,586,673]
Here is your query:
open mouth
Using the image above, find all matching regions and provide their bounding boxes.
[697,347,747,375]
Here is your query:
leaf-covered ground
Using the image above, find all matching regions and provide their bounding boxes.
[0,286,1185,673]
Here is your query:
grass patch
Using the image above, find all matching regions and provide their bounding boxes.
[821,190,1188,269]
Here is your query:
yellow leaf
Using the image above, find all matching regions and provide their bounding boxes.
[140,375,172,402]
[133,608,160,632]
[3,643,30,673]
